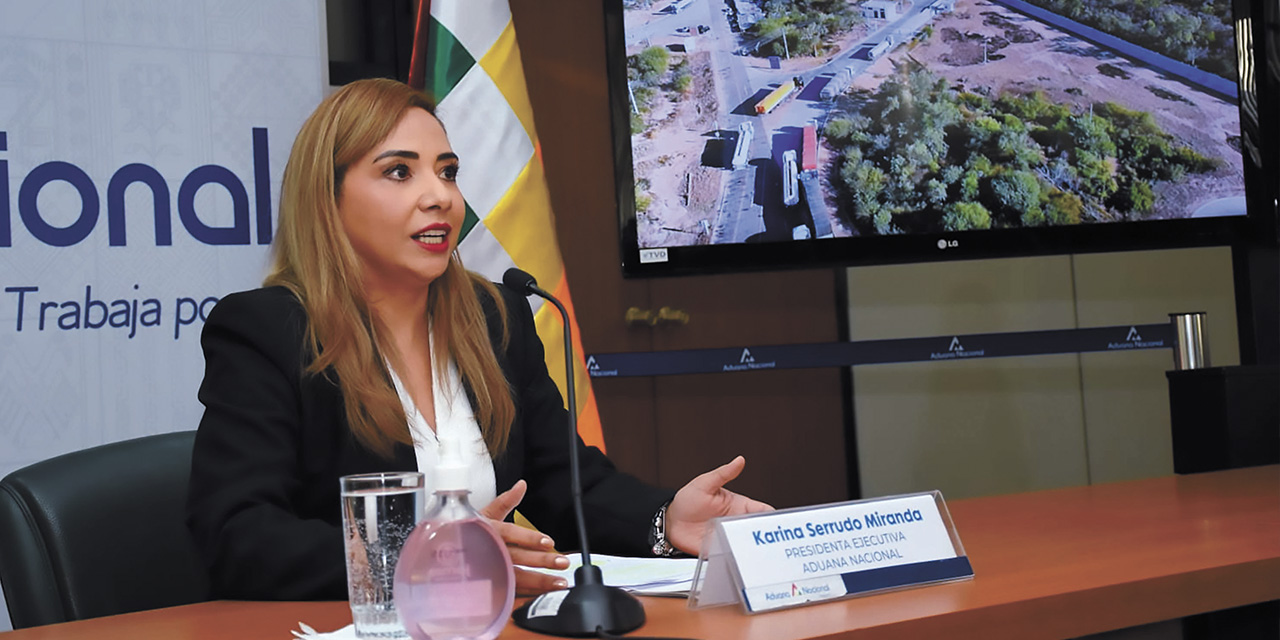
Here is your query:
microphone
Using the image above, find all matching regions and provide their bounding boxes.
[501,267,539,297]
[503,268,646,637]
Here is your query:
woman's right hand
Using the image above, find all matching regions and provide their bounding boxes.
[479,479,571,595]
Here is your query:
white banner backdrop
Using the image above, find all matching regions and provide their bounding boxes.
[0,1,327,629]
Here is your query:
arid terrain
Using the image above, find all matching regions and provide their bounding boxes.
[629,50,723,246]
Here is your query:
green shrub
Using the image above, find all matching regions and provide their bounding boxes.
[942,201,992,230]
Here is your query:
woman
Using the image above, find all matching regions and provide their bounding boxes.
[186,78,770,600]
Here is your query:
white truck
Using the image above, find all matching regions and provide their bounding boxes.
[782,150,799,207]
[732,122,753,169]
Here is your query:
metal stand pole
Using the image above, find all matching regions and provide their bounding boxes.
[1169,312,1210,370]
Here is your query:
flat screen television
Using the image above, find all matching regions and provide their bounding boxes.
[604,0,1278,277]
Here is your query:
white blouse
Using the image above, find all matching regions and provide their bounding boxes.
[386,339,497,512]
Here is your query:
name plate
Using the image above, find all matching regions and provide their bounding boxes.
[688,491,973,613]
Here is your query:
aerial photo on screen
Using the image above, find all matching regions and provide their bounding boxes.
[622,0,1245,248]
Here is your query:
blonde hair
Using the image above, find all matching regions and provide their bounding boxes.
[266,78,513,459]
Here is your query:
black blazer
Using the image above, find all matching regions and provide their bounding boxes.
[186,285,673,600]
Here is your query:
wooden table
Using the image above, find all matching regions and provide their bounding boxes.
[5,466,1278,639]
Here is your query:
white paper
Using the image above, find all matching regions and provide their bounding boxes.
[292,621,358,639]
[522,553,698,596]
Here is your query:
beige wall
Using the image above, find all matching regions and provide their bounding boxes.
[847,247,1239,500]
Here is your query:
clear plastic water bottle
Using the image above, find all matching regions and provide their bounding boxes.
[394,435,515,640]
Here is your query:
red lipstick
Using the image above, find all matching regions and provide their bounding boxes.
[412,223,452,254]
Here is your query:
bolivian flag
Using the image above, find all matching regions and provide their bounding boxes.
[410,0,607,452]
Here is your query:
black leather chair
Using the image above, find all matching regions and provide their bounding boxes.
[0,431,210,629]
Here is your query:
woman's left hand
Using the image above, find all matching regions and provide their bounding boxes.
[479,480,571,595]
[665,456,773,555]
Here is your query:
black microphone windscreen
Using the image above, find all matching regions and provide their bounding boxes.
[502,267,538,295]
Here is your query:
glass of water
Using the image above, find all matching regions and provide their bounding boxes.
[340,472,425,639]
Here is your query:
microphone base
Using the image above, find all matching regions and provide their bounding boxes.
[512,583,646,638]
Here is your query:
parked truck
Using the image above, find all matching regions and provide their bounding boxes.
[782,150,799,207]
[732,121,754,169]
[799,172,833,238]
[801,124,818,173]
[819,67,855,99]
[754,77,802,114]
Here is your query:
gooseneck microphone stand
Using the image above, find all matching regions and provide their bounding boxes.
[504,268,646,638]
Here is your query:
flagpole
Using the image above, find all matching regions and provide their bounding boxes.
[407,0,432,90]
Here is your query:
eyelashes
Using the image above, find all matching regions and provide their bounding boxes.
[381,162,459,182]
[384,163,410,180]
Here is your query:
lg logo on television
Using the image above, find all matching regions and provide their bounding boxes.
[0,129,273,247]
[937,239,958,250]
